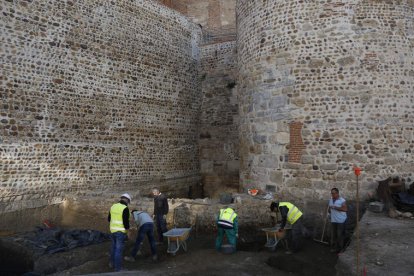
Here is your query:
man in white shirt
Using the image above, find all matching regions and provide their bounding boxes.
[328,188,348,253]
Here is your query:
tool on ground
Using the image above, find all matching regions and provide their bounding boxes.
[313,204,330,245]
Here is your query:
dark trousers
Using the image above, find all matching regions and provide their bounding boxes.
[110,232,126,271]
[287,217,304,252]
[215,227,237,251]
[130,222,157,257]
[155,214,168,242]
[331,222,346,251]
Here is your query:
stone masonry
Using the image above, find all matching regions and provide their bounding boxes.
[158,0,237,44]
[237,0,414,200]
[2,0,414,216]
[0,0,202,213]
[199,41,239,198]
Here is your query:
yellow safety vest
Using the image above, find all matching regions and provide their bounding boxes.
[218,208,238,228]
[279,202,302,225]
[110,203,128,233]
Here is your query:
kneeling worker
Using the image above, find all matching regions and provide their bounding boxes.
[215,207,238,253]
[270,201,304,254]
[124,210,158,262]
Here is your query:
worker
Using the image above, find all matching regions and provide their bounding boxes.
[124,210,158,262]
[108,193,131,272]
[215,206,238,253]
[152,188,169,244]
[270,201,304,254]
[328,187,348,253]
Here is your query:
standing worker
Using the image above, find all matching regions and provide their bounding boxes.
[270,201,304,254]
[215,206,238,253]
[124,210,158,262]
[108,193,131,272]
[328,188,348,253]
[152,188,169,244]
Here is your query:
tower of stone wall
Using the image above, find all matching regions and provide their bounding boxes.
[0,0,202,213]
[237,0,414,200]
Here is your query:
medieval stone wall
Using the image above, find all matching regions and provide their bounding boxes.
[199,41,239,198]
[237,0,414,200]
[0,0,202,213]
[157,0,236,44]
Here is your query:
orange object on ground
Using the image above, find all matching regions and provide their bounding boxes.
[248,189,258,196]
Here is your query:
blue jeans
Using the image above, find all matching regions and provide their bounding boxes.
[130,223,157,257]
[155,214,167,242]
[110,232,126,271]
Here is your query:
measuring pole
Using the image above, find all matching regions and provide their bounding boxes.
[354,166,361,275]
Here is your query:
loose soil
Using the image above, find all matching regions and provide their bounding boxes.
[14,233,338,276]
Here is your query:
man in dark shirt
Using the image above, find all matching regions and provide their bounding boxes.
[152,188,169,244]
[108,193,131,271]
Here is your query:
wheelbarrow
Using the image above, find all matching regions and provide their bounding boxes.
[262,224,291,251]
[163,227,192,255]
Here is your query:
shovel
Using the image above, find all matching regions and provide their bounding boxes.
[313,204,329,245]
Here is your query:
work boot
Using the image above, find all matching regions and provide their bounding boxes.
[124,256,135,262]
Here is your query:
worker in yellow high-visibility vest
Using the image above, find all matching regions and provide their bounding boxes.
[215,207,238,253]
[270,201,304,254]
[108,193,131,271]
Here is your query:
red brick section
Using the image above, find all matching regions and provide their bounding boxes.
[157,0,188,14]
[289,122,306,163]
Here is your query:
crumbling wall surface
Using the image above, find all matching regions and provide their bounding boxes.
[61,195,276,232]
[336,211,414,275]
[61,195,331,236]
[0,0,202,213]
[237,0,414,200]
[199,41,239,198]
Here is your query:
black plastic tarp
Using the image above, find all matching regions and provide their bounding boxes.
[20,227,110,255]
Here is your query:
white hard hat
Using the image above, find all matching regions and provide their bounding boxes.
[121,193,132,202]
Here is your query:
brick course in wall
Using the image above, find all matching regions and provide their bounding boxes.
[0,0,202,212]
[289,121,305,163]
[173,0,236,44]
[237,0,414,200]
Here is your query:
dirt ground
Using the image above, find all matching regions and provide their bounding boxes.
[42,232,337,276]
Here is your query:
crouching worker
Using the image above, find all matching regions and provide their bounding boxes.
[215,207,238,253]
[270,201,304,254]
[124,210,158,262]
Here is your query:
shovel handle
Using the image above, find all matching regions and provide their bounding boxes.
[320,204,330,241]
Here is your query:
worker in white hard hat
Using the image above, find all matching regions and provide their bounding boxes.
[108,193,131,272]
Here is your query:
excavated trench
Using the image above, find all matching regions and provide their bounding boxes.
[0,199,365,275]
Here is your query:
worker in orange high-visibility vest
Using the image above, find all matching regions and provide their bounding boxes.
[108,193,131,272]
[270,201,305,254]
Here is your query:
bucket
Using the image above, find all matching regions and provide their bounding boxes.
[221,244,235,254]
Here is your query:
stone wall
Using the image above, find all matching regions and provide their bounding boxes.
[199,41,239,198]
[158,0,236,44]
[237,0,414,200]
[0,0,202,213]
